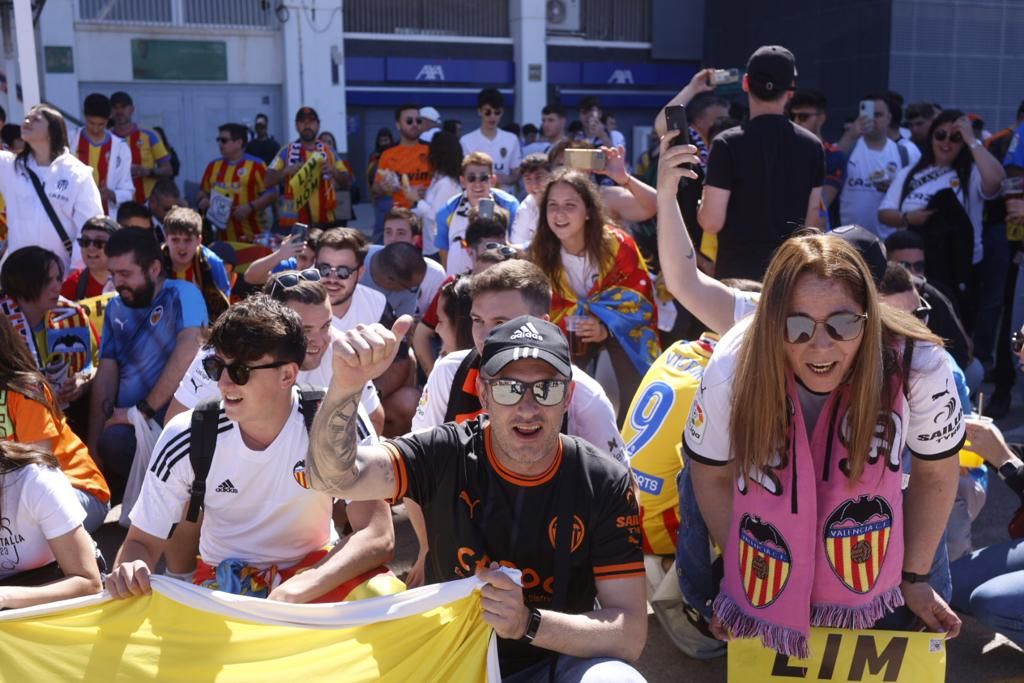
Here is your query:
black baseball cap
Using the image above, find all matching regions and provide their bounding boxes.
[832,224,887,285]
[480,315,572,378]
[110,91,133,107]
[295,106,319,122]
[746,45,797,93]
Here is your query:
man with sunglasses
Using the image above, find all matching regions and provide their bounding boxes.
[788,90,846,224]
[196,123,275,243]
[306,313,647,681]
[109,296,397,605]
[460,88,522,195]
[61,216,118,301]
[373,103,431,211]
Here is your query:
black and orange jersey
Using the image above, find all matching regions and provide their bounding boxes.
[383,416,642,675]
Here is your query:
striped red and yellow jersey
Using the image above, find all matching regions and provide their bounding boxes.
[75,131,117,214]
[200,154,268,242]
[269,141,347,227]
[124,126,170,202]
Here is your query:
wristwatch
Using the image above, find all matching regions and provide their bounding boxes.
[136,398,156,421]
[901,570,930,584]
[518,607,542,644]
[970,139,983,150]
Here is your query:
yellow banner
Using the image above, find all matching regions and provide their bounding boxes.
[728,627,946,682]
[288,152,325,210]
[76,292,117,335]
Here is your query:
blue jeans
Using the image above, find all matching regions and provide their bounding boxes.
[501,656,645,683]
[949,539,1024,647]
[98,423,137,504]
[974,222,1010,365]
[75,488,110,533]
[675,464,716,621]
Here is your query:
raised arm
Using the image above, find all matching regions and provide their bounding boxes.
[656,131,742,335]
[307,317,414,499]
[653,68,716,136]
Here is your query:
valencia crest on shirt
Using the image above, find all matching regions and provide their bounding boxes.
[738,514,791,608]
[292,460,310,489]
[823,495,893,594]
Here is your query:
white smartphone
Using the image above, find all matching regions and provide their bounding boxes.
[859,100,875,120]
[710,68,740,86]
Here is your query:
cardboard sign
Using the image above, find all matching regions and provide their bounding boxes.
[206,190,233,229]
[728,627,945,682]
[76,292,116,336]
[288,152,325,210]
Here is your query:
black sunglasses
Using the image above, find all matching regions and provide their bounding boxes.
[785,312,867,344]
[484,378,570,407]
[202,356,290,386]
[404,117,423,125]
[482,108,502,117]
[481,242,517,259]
[464,173,491,184]
[315,263,356,279]
[790,112,817,122]
[1012,330,1024,355]
[77,237,109,249]
[933,129,963,143]
[267,268,321,298]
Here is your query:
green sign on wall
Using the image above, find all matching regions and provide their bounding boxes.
[131,39,227,81]
[44,46,74,74]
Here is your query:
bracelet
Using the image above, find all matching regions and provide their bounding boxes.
[901,570,930,584]
[970,139,983,150]
[518,607,542,643]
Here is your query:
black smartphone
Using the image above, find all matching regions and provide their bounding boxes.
[290,222,309,243]
[477,198,495,220]
[664,105,693,187]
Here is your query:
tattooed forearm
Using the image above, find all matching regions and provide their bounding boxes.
[307,390,362,496]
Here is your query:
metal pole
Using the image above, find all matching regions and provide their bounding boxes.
[12,0,39,109]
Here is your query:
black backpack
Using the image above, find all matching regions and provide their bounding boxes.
[184,385,324,523]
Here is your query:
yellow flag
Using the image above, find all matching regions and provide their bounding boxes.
[76,292,117,335]
[288,152,326,211]
[728,626,946,682]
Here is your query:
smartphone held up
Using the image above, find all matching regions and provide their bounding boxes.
[664,105,694,188]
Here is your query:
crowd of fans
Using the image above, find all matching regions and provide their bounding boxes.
[1,42,1023,680]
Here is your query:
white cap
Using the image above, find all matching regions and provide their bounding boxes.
[419,106,442,123]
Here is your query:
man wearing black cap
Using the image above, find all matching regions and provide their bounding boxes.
[306,315,647,681]
[70,93,134,216]
[109,91,173,203]
[698,45,826,281]
[265,106,351,230]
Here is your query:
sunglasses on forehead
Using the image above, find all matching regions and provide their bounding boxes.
[267,268,321,298]
[933,129,963,143]
[202,356,290,386]
[484,378,569,407]
[785,313,867,344]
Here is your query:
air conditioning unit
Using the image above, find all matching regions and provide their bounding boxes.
[546,0,581,34]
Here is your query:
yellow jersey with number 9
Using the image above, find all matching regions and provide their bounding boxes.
[621,335,716,556]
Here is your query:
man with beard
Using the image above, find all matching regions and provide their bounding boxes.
[88,227,206,501]
[374,103,431,211]
[109,91,173,204]
[265,106,352,230]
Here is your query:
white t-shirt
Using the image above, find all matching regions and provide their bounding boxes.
[333,284,388,332]
[560,249,598,299]
[510,194,540,247]
[68,129,135,216]
[173,331,381,435]
[879,164,993,264]
[683,316,965,467]
[460,128,522,193]
[839,138,920,239]
[413,174,462,256]
[411,349,628,465]
[131,391,340,568]
[418,257,447,318]
[0,150,103,271]
[0,465,85,580]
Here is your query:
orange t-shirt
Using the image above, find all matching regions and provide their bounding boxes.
[1,389,111,503]
[376,143,432,208]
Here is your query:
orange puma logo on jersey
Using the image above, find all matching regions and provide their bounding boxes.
[459,490,481,519]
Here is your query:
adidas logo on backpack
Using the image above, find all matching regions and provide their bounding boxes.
[215,479,238,494]
[509,322,543,342]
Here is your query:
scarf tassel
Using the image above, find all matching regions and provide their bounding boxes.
[712,592,811,659]
[810,586,905,631]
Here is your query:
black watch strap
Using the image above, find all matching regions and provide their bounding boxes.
[901,570,930,584]
[136,399,156,420]
[518,607,542,643]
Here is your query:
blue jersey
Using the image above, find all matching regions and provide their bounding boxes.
[1003,122,1024,170]
[100,279,207,407]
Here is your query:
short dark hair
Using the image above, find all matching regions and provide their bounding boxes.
[394,103,420,121]
[885,230,925,253]
[105,226,163,271]
[883,91,903,130]
[878,262,915,296]
[263,273,328,306]
[469,259,552,315]
[83,93,111,119]
[789,89,827,112]
[442,120,461,135]
[81,215,119,235]
[207,295,306,367]
[578,96,601,114]
[905,102,937,121]
[376,242,426,283]
[520,153,551,175]
[522,123,539,136]
[0,104,6,125]
[384,207,421,236]
[0,124,20,148]
[116,201,153,225]
[428,131,463,179]
[708,116,740,141]
[688,93,729,121]
[0,247,63,302]
[542,103,566,118]
[163,206,203,237]
[502,122,521,137]
[477,88,504,110]
[316,227,369,267]
[219,123,248,141]
[439,275,475,349]
[465,211,510,248]
[150,178,181,200]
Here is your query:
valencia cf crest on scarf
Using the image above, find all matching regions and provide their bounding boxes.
[823,496,893,594]
[738,514,791,608]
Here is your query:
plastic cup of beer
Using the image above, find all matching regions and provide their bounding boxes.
[1005,177,1024,240]
[564,315,590,359]
[960,413,993,469]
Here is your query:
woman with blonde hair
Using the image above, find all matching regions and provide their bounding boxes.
[684,232,963,658]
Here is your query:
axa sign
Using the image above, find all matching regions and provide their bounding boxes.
[608,69,634,85]
[416,64,446,81]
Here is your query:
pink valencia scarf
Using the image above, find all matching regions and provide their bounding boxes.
[715,373,906,658]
